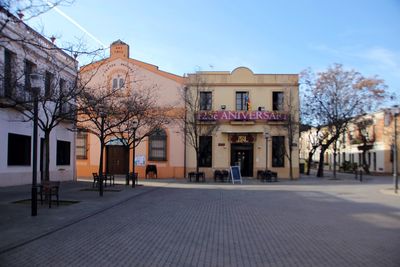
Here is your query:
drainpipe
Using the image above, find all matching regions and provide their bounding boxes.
[184,86,187,179]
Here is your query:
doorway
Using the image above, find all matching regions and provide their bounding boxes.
[106,145,129,174]
[231,144,254,177]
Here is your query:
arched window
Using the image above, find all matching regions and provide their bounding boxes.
[148,128,167,161]
[112,76,125,90]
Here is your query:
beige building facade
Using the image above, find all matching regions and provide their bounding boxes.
[185,67,300,179]
[77,41,185,179]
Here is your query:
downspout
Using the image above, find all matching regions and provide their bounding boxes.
[184,86,187,179]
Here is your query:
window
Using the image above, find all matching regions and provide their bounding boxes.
[112,78,118,90]
[200,92,212,110]
[45,71,54,98]
[24,60,36,91]
[272,136,285,167]
[199,136,212,167]
[57,140,71,165]
[59,78,66,96]
[4,49,16,96]
[8,133,31,166]
[236,91,249,111]
[76,131,88,159]
[273,92,284,111]
[148,129,167,161]
[112,77,124,90]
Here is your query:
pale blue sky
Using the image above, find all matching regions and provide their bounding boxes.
[26,0,399,102]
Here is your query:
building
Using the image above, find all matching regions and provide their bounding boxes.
[0,7,78,186]
[77,41,185,179]
[299,107,400,174]
[185,67,300,179]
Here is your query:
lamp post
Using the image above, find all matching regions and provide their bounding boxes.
[30,73,42,216]
[131,120,138,188]
[265,131,270,170]
[392,107,399,193]
[99,110,106,197]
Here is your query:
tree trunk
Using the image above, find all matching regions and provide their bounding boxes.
[99,138,105,177]
[317,147,326,177]
[333,151,337,179]
[288,147,293,180]
[132,145,136,175]
[195,150,200,182]
[306,151,314,175]
[362,147,370,174]
[44,130,50,181]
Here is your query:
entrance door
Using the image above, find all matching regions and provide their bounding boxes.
[231,144,253,177]
[106,145,129,174]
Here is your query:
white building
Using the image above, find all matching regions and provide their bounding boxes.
[299,107,400,174]
[0,7,78,186]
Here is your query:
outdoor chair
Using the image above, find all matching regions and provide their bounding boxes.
[39,181,60,208]
[106,173,115,186]
[126,172,138,187]
[214,170,222,182]
[92,173,99,188]
[145,165,157,179]
[222,170,229,182]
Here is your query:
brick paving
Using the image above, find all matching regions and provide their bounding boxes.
[0,176,399,266]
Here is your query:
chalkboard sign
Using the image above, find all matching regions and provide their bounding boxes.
[230,166,242,184]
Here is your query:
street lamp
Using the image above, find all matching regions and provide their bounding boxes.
[391,106,399,193]
[265,131,270,170]
[99,110,106,197]
[131,119,138,188]
[30,73,43,216]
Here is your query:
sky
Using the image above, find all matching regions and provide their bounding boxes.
[24,0,400,104]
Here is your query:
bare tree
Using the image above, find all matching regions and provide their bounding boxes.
[354,116,375,174]
[112,84,172,181]
[282,89,300,180]
[177,73,218,179]
[301,64,390,177]
[0,4,105,181]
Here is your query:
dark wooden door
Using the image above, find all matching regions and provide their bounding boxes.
[106,145,129,174]
[231,144,254,177]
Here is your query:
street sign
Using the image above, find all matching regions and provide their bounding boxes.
[230,165,242,184]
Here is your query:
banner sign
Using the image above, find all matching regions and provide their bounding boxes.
[197,111,287,122]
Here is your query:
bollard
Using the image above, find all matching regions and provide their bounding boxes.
[359,170,363,182]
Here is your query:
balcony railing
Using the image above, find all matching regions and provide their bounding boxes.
[0,84,33,108]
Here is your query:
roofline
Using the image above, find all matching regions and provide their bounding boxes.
[80,56,184,83]
[0,7,78,63]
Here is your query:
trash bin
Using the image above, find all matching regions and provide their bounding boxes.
[299,163,305,174]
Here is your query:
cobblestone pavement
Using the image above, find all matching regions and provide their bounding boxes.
[0,176,399,266]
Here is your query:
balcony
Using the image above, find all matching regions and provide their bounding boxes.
[0,84,33,108]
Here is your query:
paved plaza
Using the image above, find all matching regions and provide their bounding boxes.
[0,173,399,266]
